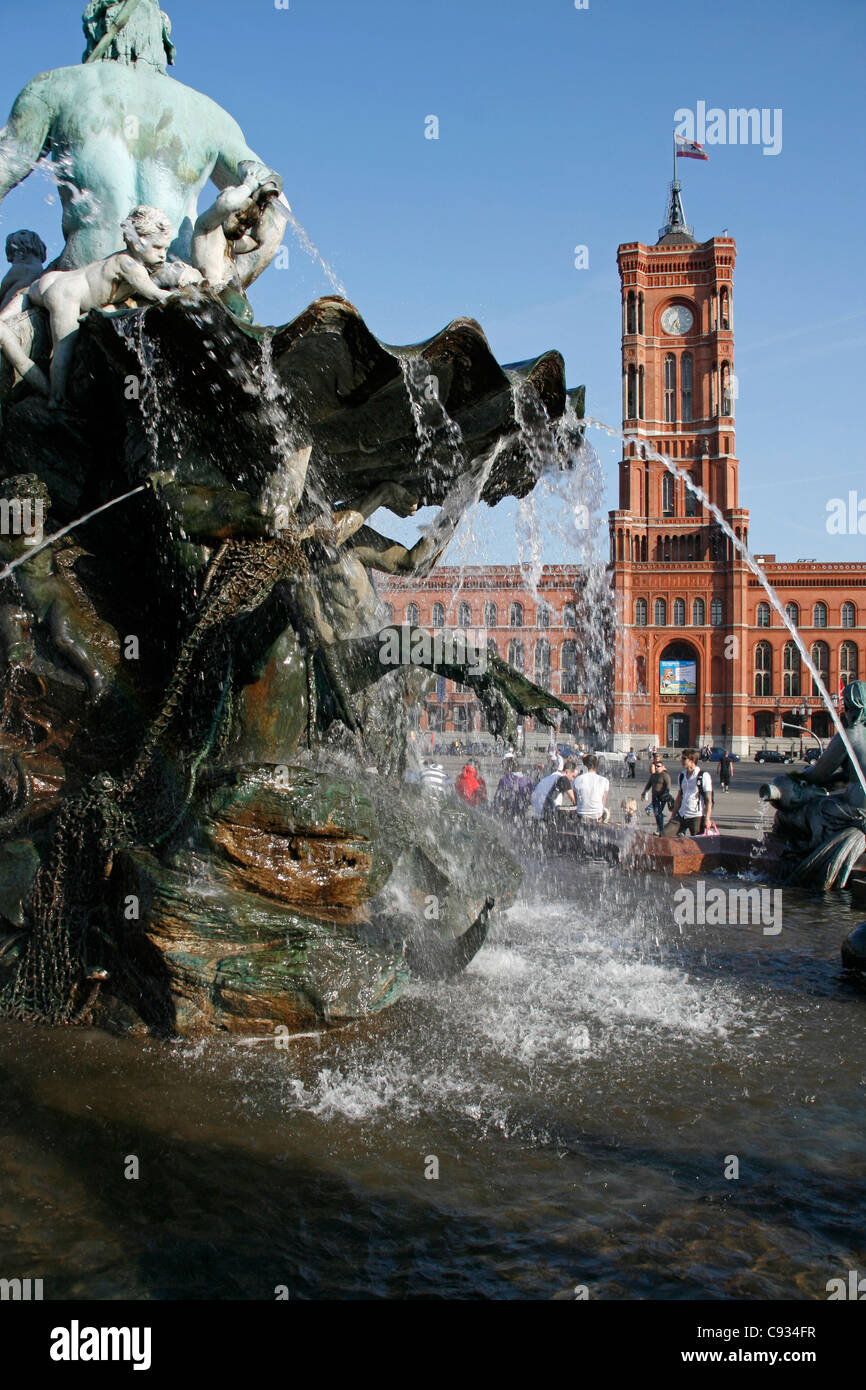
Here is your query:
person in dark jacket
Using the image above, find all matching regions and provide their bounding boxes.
[642,759,672,834]
[718,751,733,791]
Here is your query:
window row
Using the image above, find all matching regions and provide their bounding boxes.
[635,597,724,627]
[756,600,857,629]
[753,640,858,697]
[623,289,730,337]
[387,601,578,629]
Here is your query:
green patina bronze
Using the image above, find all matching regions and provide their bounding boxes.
[0,5,585,1036]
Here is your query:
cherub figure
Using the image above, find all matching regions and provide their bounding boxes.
[0,205,176,407]
[0,230,47,312]
[191,162,286,319]
[0,476,116,699]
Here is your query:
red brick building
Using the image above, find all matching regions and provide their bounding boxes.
[378,565,605,738]
[380,182,865,752]
[609,182,864,754]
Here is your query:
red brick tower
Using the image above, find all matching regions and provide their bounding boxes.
[610,179,751,754]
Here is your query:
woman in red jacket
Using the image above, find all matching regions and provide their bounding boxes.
[455,762,488,807]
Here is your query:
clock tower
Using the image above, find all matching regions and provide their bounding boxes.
[609,181,751,754]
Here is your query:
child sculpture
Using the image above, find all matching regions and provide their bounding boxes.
[0,230,47,312]
[0,476,116,699]
[0,205,177,407]
[191,162,285,320]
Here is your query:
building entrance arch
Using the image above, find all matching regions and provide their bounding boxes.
[667,713,690,748]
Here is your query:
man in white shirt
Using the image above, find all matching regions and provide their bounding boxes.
[664,749,713,836]
[572,754,610,821]
[530,759,579,820]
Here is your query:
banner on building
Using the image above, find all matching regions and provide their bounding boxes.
[660,659,697,697]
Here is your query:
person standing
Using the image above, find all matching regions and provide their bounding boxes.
[625,747,637,779]
[663,750,713,837]
[642,759,672,834]
[494,754,532,819]
[455,761,488,807]
[572,754,610,822]
[718,751,733,792]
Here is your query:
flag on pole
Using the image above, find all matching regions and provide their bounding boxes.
[675,133,709,161]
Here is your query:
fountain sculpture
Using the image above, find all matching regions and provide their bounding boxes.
[760,680,866,891]
[0,1,583,1035]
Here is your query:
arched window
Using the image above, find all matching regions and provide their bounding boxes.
[638,293,644,334]
[685,472,697,517]
[841,641,858,686]
[458,601,471,627]
[783,641,801,696]
[627,364,637,419]
[673,598,686,626]
[681,352,693,423]
[561,640,578,695]
[626,291,636,334]
[720,287,730,330]
[692,597,705,626]
[507,639,524,671]
[785,602,799,627]
[754,641,772,696]
[406,603,420,626]
[812,602,827,629]
[664,353,676,423]
[510,602,523,628]
[638,365,645,419]
[537,602,550,628]
[563,604,576,629]
[756,602,770,628]
[382,602,394,624]
[811,641,829,695]
[484,600,498,628]
[431,602,445,628]
[710,598,724,627]
[842,602,856,628]
[487,638,498,657]
[654,598,667,626]
[662,473,675,517]
[635,598,648,626]
[534,639,550,686]
[721,363,732,416]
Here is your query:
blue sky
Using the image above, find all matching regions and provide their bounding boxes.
[1,0,864,564]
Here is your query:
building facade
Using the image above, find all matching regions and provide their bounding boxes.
[378,565,608,739]
[608,183,864,754]
[378,185,864,753]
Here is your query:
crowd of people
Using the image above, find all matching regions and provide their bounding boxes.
[416,745,719,838]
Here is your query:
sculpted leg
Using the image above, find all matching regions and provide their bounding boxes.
[0,322,49,396]
[44,300,83,407]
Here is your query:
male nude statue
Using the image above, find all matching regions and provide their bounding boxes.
[0,206,177,406]
[0,1,285,271]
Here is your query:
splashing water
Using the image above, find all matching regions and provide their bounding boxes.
[282,208,346,298]
[585,416,866,796]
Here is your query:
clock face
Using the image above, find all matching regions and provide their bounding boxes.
[661,304,694,335]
